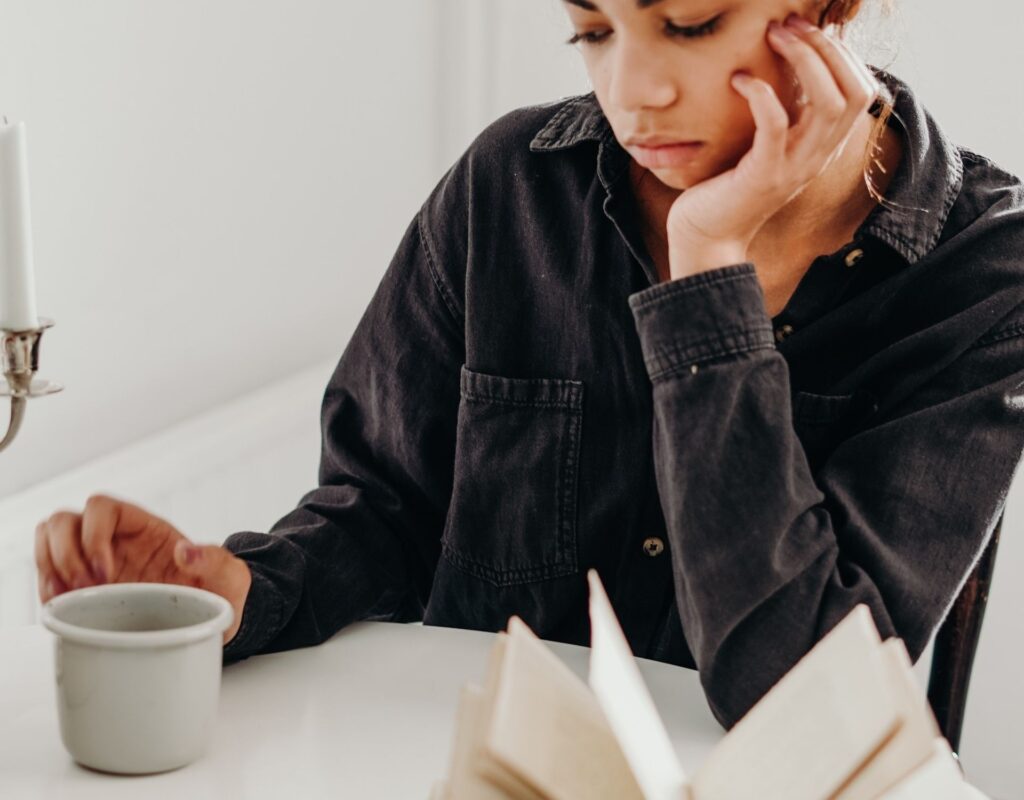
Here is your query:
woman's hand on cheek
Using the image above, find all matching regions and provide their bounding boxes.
[664,13,881,281]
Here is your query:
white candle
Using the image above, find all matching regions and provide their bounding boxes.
[0,118,39,331]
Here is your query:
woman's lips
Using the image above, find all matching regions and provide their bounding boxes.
[630,142,705,169]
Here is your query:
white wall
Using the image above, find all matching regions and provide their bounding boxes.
[0,0,442,496]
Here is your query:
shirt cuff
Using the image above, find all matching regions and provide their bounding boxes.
[627,262,776,382]
[221,545,286,665]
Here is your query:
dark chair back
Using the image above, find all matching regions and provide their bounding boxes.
[927,510,1004,758]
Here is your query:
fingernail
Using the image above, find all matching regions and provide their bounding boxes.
[769,22,797,40]
[786,14,815,32]
[185,546,201,565]
[91,558,106,583]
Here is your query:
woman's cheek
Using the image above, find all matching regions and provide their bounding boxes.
[728,16,792,82]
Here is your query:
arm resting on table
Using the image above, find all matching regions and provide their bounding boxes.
[222,208,465,663]
[628,262,1024,729]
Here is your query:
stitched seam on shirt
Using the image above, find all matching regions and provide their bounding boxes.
[533,98,578,142]
[959,148,991,165]
[461,370,585,388]
[863,224,921,260]
[416,212,464,329]
[936,152,965,257]
[972,323,1024,348]
[530,95,591,147]
[462,389,581,409]
[440,547,576,586]
[650,340,775,381]
[630,269,756,311]
[885,228,920,254]
[959,146,1019,180]
[861,227,917,265]
[252,571,283,652]
[558,406,583,571]
[224,567,283,659]
[651,327,770,376]
[648,325,773,359]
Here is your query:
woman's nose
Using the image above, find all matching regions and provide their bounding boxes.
[605,41,678,113]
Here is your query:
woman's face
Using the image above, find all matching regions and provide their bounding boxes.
[562,0,824,190]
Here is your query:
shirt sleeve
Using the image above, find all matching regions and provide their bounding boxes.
[626,261,1024,730]
[221,206,464,664]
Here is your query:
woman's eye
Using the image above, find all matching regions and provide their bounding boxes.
[666,15,723,39]
[565,29,612,46]
[565,15,723,47]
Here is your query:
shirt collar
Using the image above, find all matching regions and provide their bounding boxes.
[528,66,964,266]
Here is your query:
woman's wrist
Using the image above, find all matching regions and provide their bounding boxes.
[668,239,750,282]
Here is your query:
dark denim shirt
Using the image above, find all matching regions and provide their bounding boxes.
[221,65,1024,730]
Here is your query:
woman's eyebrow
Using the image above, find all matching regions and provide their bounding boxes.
[563,0,669,11]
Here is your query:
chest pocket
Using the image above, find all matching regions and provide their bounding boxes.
[791,388,878,471]
[441,365,585,587]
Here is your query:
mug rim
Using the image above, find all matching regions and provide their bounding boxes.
[41,582,234,649]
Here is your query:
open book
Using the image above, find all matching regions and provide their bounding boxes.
[430,570,977,800]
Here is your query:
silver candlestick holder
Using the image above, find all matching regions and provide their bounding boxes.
[1,317,62,453]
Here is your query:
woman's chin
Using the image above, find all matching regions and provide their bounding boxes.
[646,164,705,191]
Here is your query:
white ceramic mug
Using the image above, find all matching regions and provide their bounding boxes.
[40,582,234,775]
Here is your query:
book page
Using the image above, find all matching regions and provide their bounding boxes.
[691,604,900,800]
[586,569,690,800]
[446,683,517,800]
[475,634,548,800]
[875,738,969,800]
[484,615,645,800]
[834,638,941,799]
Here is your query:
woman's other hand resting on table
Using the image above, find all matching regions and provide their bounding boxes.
[34,493,252,646]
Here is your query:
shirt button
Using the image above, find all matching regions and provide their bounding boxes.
[642,537,665,557]
[774,324,795,343]
[844,248,864,267]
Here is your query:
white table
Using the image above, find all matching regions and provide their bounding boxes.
[1,620,993,799]
[0,620,726,798]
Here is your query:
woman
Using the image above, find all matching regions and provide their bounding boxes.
[34,0,1024,729]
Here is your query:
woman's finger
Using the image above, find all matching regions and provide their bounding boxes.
[45,512,96,592]
[825,30,883,103]
[730,73,790,192]
[789,16,879,106]
[781,20,878,168]
[767,20,846,176]
[80,493,156,583]
[34,521,63,603]
[160,554,182,585]
[119,531,175,583]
